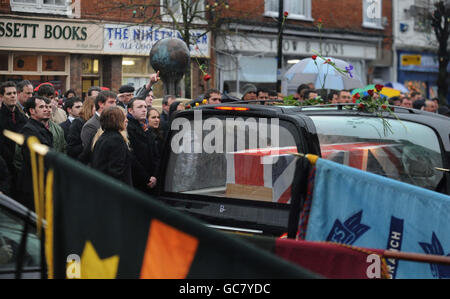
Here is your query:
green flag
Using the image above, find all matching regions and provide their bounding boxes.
[45,151,318,279]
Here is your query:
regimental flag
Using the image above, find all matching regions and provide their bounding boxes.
[44,151,317,279]
[302,158,450,279]
[225,147,298,203]
[240,235,388,279]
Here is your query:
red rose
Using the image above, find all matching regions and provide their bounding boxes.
[358,103,365,109]
[367,89,374,96]
[283,11,289,17]
[375,84,384,92]
[318,18,322,23]
[353,93,360,99]
[203,74,211,81]
[381,104,387,110]
[312,55,317,60]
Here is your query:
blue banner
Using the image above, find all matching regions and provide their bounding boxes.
[305,159,450,279]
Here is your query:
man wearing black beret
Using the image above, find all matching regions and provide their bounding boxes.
[117,84,135,109]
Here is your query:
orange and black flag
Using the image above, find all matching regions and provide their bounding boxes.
[44,151,317,279]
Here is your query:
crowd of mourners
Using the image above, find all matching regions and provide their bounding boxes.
[0,75,449,212]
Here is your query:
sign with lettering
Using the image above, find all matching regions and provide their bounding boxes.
[401,54,421,66]
[217,35,377,60]
[104,24,210,58]
[0,18,103,53]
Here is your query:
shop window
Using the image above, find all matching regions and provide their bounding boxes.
[122,57,151,85]
[82,57,99,75]
[0,54,8,71]
[265,0,312,20]
[13,54,38,72]
[42,55,65,72]
[122,57,148,75]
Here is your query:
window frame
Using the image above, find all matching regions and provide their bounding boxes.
[264,0,313,22]
[10,0,72,17]
[162,112,304,205]
[160,0,206,24]
[362,0,384,30]
[0,196,41,276]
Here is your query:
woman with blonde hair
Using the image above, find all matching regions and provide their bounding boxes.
[67,96,96,159]
[90,106,132,185]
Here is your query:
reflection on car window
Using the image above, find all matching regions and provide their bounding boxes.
[0,206,40,271]
[165,115,300,204]
[310,116,444,191]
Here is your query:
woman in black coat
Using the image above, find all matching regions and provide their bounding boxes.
[90,106,132,186]
[146,108,164,174]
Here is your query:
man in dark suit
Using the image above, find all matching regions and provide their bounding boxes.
[17,96,53,211]
[126,97,157,192]
[16,80,33,116]
[0,81,28,197]
[159,94,176,137]
[60,97,82,140]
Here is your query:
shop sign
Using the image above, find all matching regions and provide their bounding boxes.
[217,35,377,60]
[0,18,103,53]
[398,52,450,73]
[401,54,421,66]
[104,24,210,58]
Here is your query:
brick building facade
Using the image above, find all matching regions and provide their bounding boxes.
[215,0,393,96]
[0,0,393,99]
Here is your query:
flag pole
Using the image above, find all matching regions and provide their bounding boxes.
[383,250,450,265]
[2,130,49,155]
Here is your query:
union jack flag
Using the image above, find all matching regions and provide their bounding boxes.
[226,147,298,203]
[320,142,402,179]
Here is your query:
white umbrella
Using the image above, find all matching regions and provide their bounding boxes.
[284,57,363,90]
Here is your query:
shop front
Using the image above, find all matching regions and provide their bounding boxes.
[397,51,450,103]
[103,23,211,98]
[216,32,381,97]
[0,15,103,97]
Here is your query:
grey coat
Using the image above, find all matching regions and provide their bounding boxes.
[80,113,100,149]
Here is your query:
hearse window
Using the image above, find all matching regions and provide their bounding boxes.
[165,115,301,204]
[310,116,444,191]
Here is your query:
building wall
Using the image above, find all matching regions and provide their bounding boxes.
[392,0,449,102]
[215,0,393,94]
[0,0,395,97]
[394,0,438,50]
